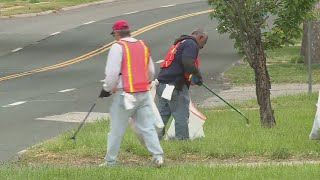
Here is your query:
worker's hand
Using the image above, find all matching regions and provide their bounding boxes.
[99,89,111,98]
[175,78,186,91]
[191,72,203,86]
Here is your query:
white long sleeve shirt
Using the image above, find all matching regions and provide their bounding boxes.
[103,37,155,92]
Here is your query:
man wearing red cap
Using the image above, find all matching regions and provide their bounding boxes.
[99,20,164,167]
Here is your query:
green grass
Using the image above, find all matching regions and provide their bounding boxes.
[1,92,320,179]
[1,164,320,180]
[225,46,320,85]
[0,0,107,16]
[18,93,320,166]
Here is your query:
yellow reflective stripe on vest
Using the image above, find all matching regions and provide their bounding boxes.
[139,40,149,70]
[121,41,135,92]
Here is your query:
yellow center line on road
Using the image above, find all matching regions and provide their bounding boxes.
[0,9,212,82]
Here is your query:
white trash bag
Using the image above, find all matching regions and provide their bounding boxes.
[150,80,165,133]
[309,115,320,140]
[309,90,320,140]
[165,101,206,140]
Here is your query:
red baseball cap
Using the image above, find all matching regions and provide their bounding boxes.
[111,20,130,35]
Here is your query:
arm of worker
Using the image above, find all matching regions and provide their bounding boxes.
[102,43,122,94]
[181,41,199,75]
[148,56,155,81]
[181,41,202,85]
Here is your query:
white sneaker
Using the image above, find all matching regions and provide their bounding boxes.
[152,157,164,168]
[99,161,116,167]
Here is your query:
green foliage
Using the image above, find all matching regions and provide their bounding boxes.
[264,1,317,50]
[208,0,317,59]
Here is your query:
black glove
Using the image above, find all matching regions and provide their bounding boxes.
[175,78,187,91]
[99,89,111,98]
[191,72,203,86]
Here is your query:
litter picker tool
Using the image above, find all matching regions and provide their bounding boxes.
[70,99,98,141]
[202,83,250,125]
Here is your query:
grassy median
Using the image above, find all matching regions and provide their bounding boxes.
[11,92,319,167]
[224,46,320,85]
[0,0,108,16]
[1,164,320,180]
[1,92,320,179]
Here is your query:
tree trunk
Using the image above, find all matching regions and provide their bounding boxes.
[252,33,276,128]
[301,1,320,64]
[311,21,320,63]
[301,22,307,59]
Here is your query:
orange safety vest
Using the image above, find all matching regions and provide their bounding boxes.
[160,41,199,82]
[117,40,150,93]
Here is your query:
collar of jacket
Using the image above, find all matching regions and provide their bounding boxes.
[173,35,197,45]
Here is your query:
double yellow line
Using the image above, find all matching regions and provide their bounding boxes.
[0,9,212,82]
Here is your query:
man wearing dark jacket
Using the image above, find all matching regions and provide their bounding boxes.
[156,29,208,140]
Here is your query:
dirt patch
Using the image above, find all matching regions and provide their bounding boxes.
[18,150,320,167]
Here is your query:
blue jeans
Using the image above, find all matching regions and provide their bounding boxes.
[156,83,190,140]
[105,90,164,164]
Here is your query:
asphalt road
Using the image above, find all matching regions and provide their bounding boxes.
[0,0,203,57]
[0,1,240,163]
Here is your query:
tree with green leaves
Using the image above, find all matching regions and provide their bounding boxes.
[208,0,317,127]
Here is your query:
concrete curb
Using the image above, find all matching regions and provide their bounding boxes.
[62,0,115,11]
[0,0,116,19]
[13,149,28,161]
[9,148,30,163]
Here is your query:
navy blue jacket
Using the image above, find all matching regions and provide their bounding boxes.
[157,36,199,84]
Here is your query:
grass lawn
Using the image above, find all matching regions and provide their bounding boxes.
[12,93,320,167]
[224,46,320,85]
[0,0,108,16]
[1,164,320,180]
[1,93,320,178]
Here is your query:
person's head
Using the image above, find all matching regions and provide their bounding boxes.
[191,29,208,49]
[111,20,131,40]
